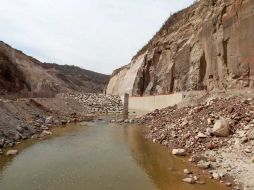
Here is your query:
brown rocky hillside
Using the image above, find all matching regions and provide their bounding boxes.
[0,41,108,98]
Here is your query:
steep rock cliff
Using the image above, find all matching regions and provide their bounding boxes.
[107,0,254,96]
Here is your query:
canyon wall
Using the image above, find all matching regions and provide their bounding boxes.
[106,0,254,96]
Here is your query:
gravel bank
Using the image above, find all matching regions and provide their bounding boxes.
[138,96,254,189]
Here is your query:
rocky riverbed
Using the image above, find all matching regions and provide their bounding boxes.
[138,97,254,190]
[0,93,122,152]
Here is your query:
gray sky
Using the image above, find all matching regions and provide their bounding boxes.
[0,0,194,74]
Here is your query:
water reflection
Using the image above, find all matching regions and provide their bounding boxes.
[124,125,228,190]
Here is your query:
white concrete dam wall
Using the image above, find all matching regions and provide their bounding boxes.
[123,93,183,112]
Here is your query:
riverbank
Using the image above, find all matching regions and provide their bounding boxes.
[137,94,254,190]
[0,93,122,152]
[0,119,229,190]
[1,91,253,189]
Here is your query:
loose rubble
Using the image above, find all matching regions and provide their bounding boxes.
[139,97,254,154]
[62,93,123,114]
[138,97,254,189]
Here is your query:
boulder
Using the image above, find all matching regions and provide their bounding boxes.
[212,118,230,137]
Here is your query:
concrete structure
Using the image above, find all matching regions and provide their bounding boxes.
[125,93,183,112]
[123,93,129,119]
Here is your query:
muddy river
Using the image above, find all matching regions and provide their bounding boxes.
[0,119,228,190]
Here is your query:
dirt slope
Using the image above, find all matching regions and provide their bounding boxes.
[0,41,108,98]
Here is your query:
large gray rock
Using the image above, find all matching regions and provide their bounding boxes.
[212,118,230,137]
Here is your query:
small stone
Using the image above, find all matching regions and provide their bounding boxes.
[16,126,23,133]
[245,148,252,153]
[41,130,52,136]
[124,119,129,123]
[209,157,216,162]
[129,119,134,123]
[45,116,53,124]
[196,180,205,184]
[61,120,67,125]
[172,149,186,156]
[117,119,124,123]
[193,176,198,181]
[226,182,232,187]
[241,137,249,144]
[184,169,192,174]
[212,172,221,180]
[207,118,214,125]
[206,142,215,150]
[197,132,207,138]
[6,149,19,156]
[182,178,195,184]
[197,160,211,169]
[31,134,40,139]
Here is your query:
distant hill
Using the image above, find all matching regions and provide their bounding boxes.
[0,41,108,98]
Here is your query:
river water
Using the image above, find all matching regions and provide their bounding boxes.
[0,120,228,190]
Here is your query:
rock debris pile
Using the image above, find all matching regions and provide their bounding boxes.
[63,93,123,114]
[139,96,254,189]
[138,97,254,154]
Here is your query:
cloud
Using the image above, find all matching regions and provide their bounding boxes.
[0,0,194,74]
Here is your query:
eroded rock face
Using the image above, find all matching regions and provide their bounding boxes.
[107,0,254,96]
